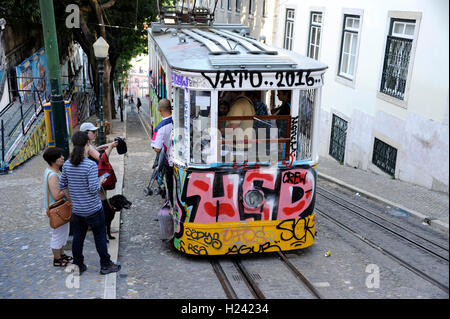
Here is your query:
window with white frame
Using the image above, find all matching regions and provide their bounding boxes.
[283,9,295,50]
[338,15,361,80]
[380,19,416,100]
[307,12,322,60]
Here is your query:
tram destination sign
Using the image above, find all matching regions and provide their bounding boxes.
[171,69,324,91]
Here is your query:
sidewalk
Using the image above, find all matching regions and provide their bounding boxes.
[318,156,449,234]
[0,110,126,299]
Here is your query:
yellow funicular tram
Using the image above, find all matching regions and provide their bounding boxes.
[148,0,327,255]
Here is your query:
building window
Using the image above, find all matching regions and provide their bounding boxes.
[236,0,240,12]
[262,0,267,17]
[372,138,397,176]
[329,114,348,163]
[380,19,415,100]
[221,0,224,9]
[248,0,253,15]
[338,15,361,80]
[307,12,322,60]
[228,0,232,11]
[283,9,295,50]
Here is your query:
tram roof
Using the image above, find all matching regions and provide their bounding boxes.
[148,23,328,73]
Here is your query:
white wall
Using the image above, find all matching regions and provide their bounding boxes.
[271,0,449,192]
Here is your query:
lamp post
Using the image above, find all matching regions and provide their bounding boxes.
[93,36,109,145]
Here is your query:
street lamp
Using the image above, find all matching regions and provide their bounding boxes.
[93,36,109,145]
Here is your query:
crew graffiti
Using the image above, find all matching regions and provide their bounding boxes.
[173,165,317,255]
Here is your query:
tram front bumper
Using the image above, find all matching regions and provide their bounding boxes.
[173,213,316,256]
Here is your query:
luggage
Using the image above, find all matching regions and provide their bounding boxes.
[158,201,174,241]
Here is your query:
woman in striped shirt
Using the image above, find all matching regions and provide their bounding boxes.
[59,131,120,275]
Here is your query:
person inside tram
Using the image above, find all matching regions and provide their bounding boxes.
[225,91,255,131]
[273,90,292,158]
[218,101,230,117]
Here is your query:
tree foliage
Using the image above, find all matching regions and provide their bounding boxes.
[1,0,165,121]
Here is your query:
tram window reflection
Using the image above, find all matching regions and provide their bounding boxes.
[173,87,186,162]
[190,90,212,164]
[297,89,315,160]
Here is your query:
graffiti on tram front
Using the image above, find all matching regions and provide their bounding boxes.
[172,165,316,255]
[175,215,315,255]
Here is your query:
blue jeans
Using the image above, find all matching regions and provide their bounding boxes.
[72,208,111,268]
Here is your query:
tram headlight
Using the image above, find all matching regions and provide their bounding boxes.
[244,190,264,209]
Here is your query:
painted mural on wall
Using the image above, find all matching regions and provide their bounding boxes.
[172,165,317,255]
[15,48,50,104]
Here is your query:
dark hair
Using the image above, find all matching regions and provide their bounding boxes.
[70,131,89,166]
[43,147,64,166]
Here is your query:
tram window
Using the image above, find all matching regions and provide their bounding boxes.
[218,90,291,163]
[297,89,315,160]
[173,87,186,162]
[190,90,212,164]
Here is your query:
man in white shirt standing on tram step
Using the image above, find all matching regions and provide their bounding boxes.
[151,98,174,206]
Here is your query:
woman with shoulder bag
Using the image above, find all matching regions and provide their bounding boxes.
[43,147,72,267]
[59,131,120,275]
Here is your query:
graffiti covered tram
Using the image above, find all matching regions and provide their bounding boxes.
[148,21,327,256]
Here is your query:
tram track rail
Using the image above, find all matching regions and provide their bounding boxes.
[316,186,449,262]
[316,207,449,294]
[210,253,321,299]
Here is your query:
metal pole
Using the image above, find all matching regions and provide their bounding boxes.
[119,80,123,122]
[1,119,5,166]
[97,58,106,145]
[20,103,24,134]
[39,0,69,158]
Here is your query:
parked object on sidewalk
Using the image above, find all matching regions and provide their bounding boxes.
[144,150,166,198]
[103,194,132,242]
[98,152,117,190]
[158,200,174,241]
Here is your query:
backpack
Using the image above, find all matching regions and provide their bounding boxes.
[98,152,117,190]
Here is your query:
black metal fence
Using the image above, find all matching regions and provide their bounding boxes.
[372,137,397,176]
[329,114,347,163]
[380,36,412,100]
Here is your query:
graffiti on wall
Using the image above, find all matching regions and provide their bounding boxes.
[8,117,48,170]
[172,165,316,255]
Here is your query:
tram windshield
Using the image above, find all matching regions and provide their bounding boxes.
[172,87,315,166]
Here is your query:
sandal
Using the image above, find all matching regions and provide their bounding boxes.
[61,254,73,262]
[53,258,71,267]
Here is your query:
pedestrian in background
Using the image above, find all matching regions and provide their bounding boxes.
[59,131,121,275]
[43,147,72,267]
[137,97,142,113]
